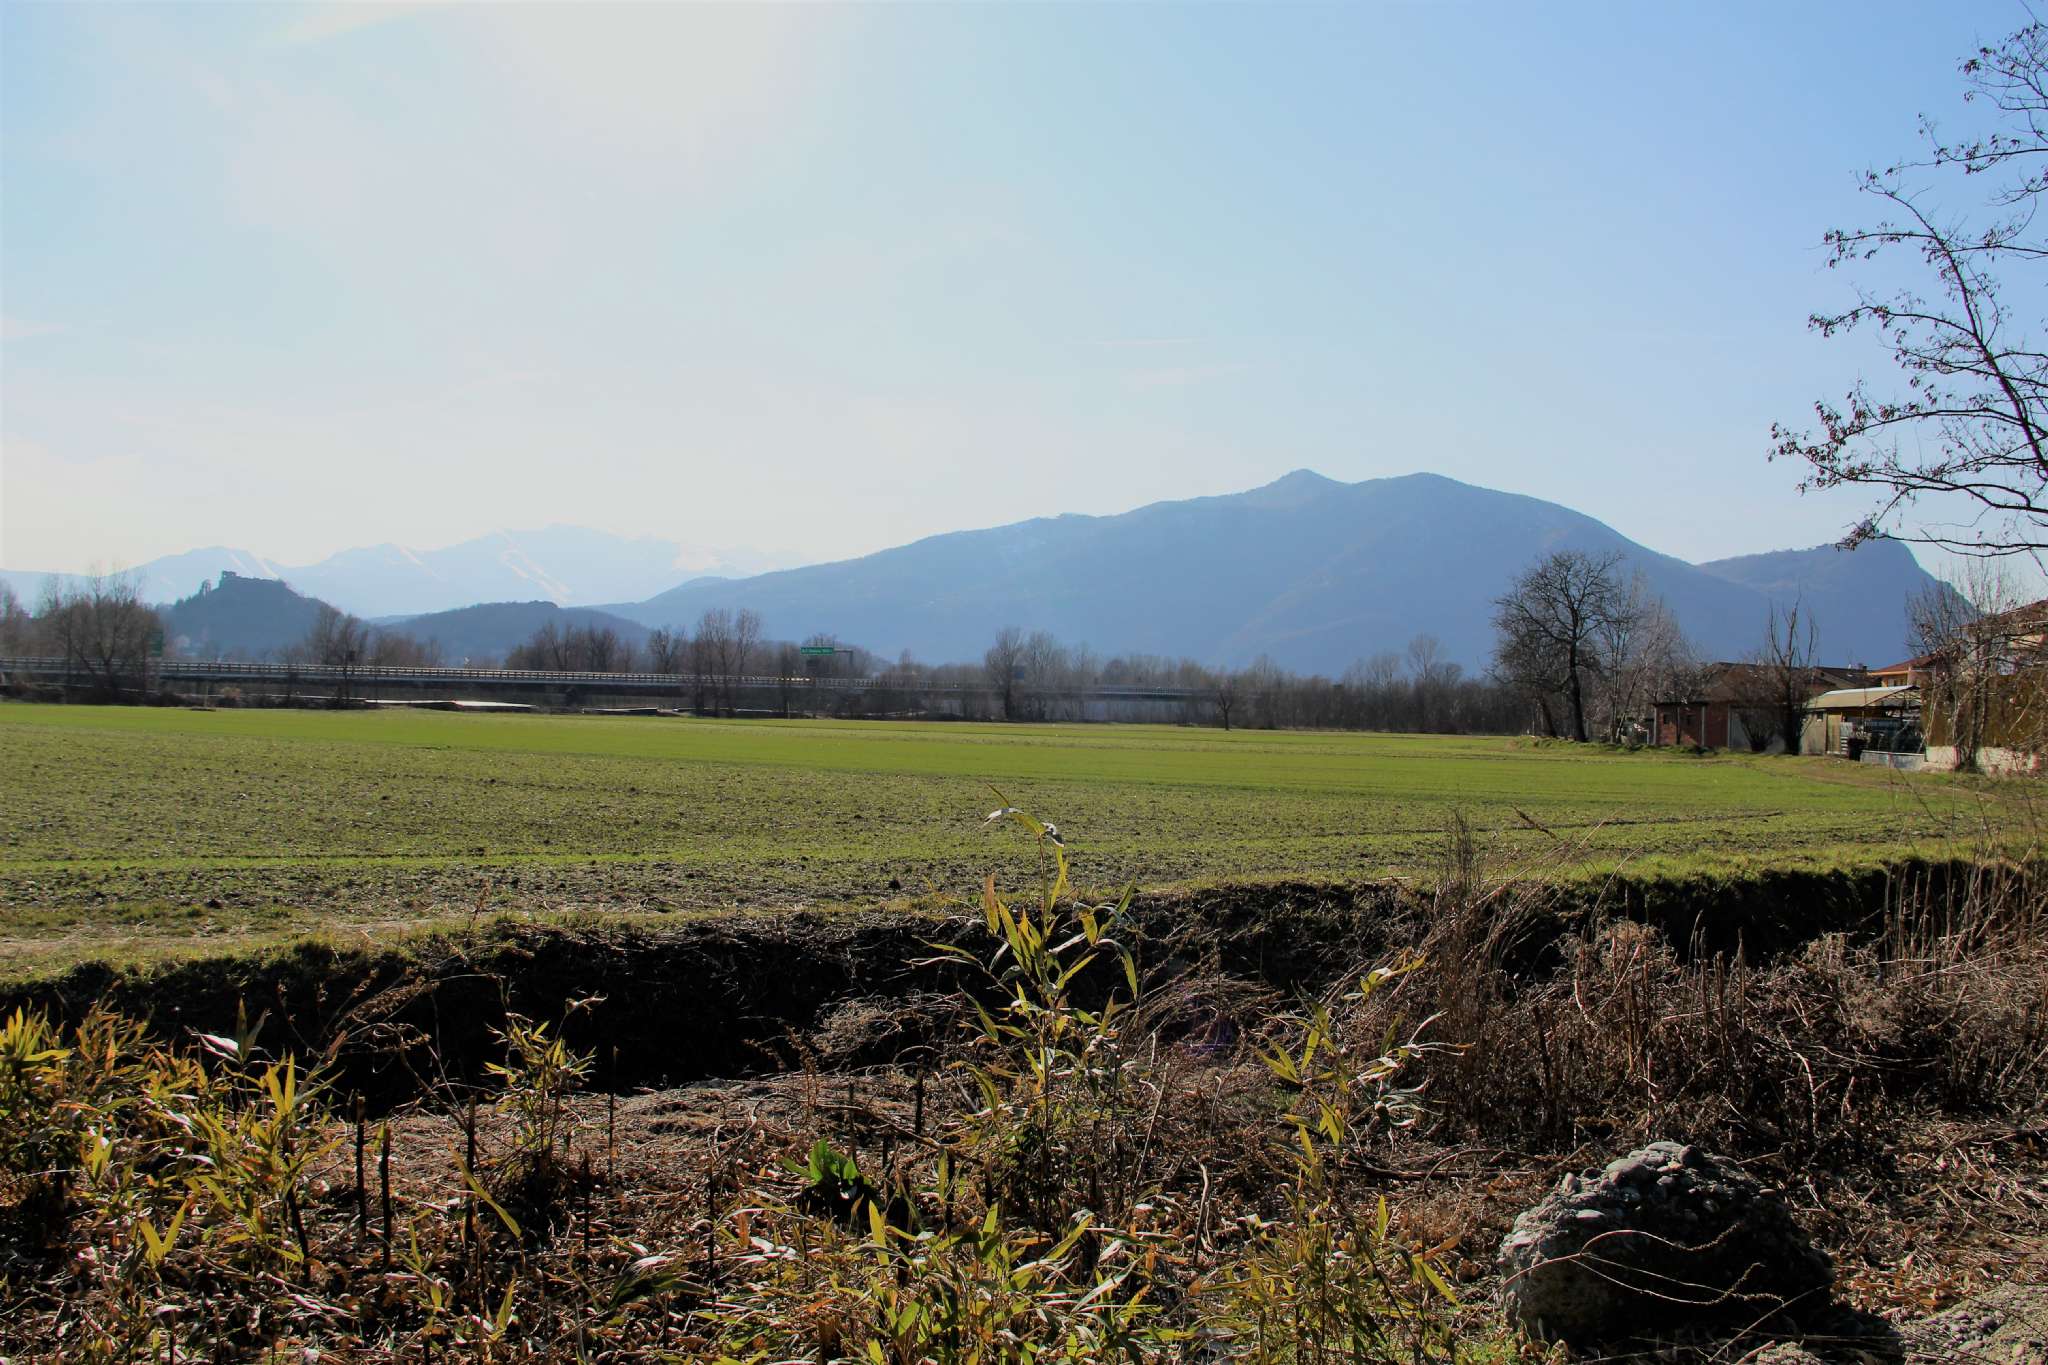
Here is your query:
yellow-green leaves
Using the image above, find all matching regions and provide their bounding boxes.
[136,1195,192,1268]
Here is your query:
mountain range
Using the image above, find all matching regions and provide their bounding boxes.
[0,527,786,619]
[600,471,1945,672]
[11,472,1953,671]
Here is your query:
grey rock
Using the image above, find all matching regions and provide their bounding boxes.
[1498,1141,1833,1346]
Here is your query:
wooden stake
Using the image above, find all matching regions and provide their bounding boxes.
[379,1122,393,1270]
[353,1094,367,1237]
[463,1096,478,1251]
[702,1167,717,1285]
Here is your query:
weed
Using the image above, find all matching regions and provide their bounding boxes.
[487,1008,593,1204]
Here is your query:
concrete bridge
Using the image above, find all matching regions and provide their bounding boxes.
[0,655,1213,709]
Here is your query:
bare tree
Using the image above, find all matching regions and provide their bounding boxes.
[1061,642,1100,722]
[732,609,762,684]
[1732,602,1823,753]
[504,621,639,674]
[693,608,760,714]
[984,626,1026,720]
[1405,634,1462,732]
[1772,17,2048,558]
[274,637,309,705]
[1592,578,1690,743]
[1912,576,1989,772]
[1243,654,1287,728]
[1212,667,1241,730]
[773,641,803,717]
[37,572,160,698]
[1910,563,2044,771]
[0,582,35,656]
[507,621,566,671]
[695,609,734,713]
[369,629,441,668]
[688,625,718,713]
[1488,622,1564,738]
[1491,550,1630,742]
[303,603,372,704]
[580,625,628,673]
[305,605,365,664]
[1342,651,1402,730]
[1021,630,1067,721]
[646,626,688,675]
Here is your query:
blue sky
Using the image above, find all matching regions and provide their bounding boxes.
[0,2,2020,577]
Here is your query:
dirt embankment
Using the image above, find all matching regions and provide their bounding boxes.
[3,857,2025,1109]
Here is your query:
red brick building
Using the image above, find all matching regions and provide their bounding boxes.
[1652,662,1869,752]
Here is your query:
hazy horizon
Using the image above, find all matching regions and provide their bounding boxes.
[0,465,1946,591]
[1,3,2018,580]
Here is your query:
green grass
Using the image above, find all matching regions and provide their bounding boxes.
[0,703,2030,977]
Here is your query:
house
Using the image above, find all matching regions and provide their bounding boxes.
[1801,685,1921,763]
[1652,662,1869,753]
[1924,599,2047,772]
[1978,597,2048,651]
[1906,597,2048,773]
[1869,653,1940,688]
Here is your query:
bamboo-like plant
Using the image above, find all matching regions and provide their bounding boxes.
[1199,957,1462,1362]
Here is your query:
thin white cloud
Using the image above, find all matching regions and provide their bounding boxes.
[1123,362,1251,391]
[275,2,435,48]
[1,317,64,343]
[204,3,840,300]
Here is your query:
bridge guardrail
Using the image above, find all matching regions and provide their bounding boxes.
[0,657,1213,702]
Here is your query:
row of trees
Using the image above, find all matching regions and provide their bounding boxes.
[1223,644,1527,733]
[488,607,1537,731]
[504,608,785,715]
[20,558,2027,753]
[280,550,2046,756]
[0,576,163,697]
[972,628,1530,733]
[280,604,442,704]
[506,621,634,673]
[0,566,1701,738]
[0,578,454,706]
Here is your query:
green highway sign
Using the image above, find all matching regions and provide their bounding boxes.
[800,646,838,656]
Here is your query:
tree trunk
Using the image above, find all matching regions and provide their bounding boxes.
[1564,645,1588,742]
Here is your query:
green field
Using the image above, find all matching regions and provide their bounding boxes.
[0,703,2023,977]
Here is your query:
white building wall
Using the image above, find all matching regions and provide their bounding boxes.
[1923,744,2042,775]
